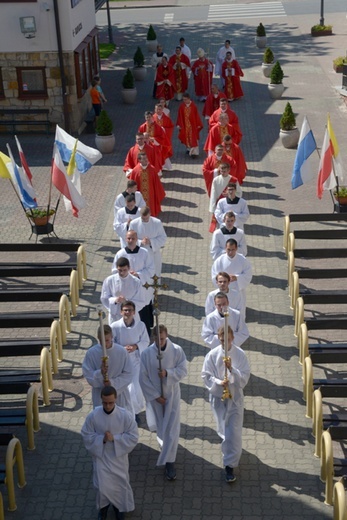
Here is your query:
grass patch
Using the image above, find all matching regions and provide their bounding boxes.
[99,43,116,59]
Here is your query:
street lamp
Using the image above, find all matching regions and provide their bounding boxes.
[320,0,324,26]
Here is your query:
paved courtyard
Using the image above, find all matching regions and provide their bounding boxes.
[0,5,346,519]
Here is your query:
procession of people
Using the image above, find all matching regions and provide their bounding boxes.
[82,36,251,520]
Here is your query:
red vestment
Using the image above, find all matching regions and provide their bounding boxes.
[138,121,170,164]
[123,143,157,173]
[168,53,190,94]
[204,122,241,153]
[222,142,247,184]
[209,107,241,132]
[202,153,238,196]
[155,63,176,101]
[191,58,213,97]
[221,59,244,100]
[129,163,165,217]
[176,101,203,148]
[202,92,227,119]
[153,113,174,157]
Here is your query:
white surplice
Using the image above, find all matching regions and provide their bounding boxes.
[129,217,167,277]
[201,307,249,349]
[101,272,145,324]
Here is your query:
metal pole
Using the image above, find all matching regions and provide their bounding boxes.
[53,0,70,133]
[320,0,324,26]
[106,0,114,45]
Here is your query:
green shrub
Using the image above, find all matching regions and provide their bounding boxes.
[256,23,266,37]
[147,25,157,41]
[280,102,296,131]
[263,47,274,64]
[133,47,145,68]
[270,61,284,84]
[334,187,347,197]
[311,24,332,32]
[96,110,113,136]
[122,68,135,89]
[99,43,116,59]
[333,56,347,67]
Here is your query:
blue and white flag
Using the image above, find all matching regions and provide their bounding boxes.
[291,116,317,189]
[55,125,102,174]
[6,144,37,209]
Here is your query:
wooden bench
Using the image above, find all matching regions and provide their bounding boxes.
[0,387,39,451]
[0,108,50,135]
[313,387,347,457]
[0,435,26,512]
[321,427,347,505]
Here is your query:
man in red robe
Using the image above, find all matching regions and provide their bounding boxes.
[202,84,227,120]
[176,92,203,157]
[153,103,174,166]
[191,48,213,101]
[129,153,165,217]
[208,98,241,135]
[169,47,190,101]
[123,133,159,177]
[202,144,238,196]
[221,52,244,101]
[138,111,171,167]
[155,55,176,103]
[204,113,242,154]
[222,134,247,184]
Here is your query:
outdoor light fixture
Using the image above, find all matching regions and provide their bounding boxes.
[19,16,37,39]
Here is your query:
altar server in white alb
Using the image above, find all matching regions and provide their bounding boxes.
[202,325,250,484]
[81,386,138,520]
[205,271,242,316]
[113,194,141,248]
[202,292,249,349]
[129,206,167,278]
[114,179,146,215]
[214,182,250,230]
[211,238,252,318]
[111,301,150,421]
[139,325,187,481]
[82,324,133,413]
[101,257,145,325]
[210,211,247,260]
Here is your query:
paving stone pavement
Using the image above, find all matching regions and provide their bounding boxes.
[0,6,347,520]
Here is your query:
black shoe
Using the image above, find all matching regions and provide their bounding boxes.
[113,506,124,520]
[165,462,176,480]
[225,466,236,483]
[98,505,109,520]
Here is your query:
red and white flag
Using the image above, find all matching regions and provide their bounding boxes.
[317,128,334,199]
[15,135,33,183]
[51,144,85,217]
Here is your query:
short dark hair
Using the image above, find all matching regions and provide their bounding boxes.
[101,386,117,399]
[116,257,130,268]
[214,291,228,302]
[125,194,136,203]
[152,324,168,338]
[226,238,238,248]
[127,180,137,189]
[121,300,135,311]
[97,324,112,341]
[216,271,231,282]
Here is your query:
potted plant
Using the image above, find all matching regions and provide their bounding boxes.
[95,109,115,154]
[255,23,267,48]
[333,187,347,205]
[146,24,158,52]
[311,24,333,37]
[333,56,347,73]
[279,102,300,148]
[132,46,147,81]
[121,68,137,104]
[268,61,284,99]
[262,47,275,78]
[26,207,56,227]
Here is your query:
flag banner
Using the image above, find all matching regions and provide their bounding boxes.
[291,116,317,189]
[15,135,33,183]
[51,144,86,217]
[0,152,11,179]
[327,115,344,183]
[55,125,102,174]
[6,144,37,208]
[317,129,335,199]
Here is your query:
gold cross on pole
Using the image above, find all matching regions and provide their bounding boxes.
[143,275,168,310]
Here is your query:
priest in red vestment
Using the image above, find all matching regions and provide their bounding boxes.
[153,103,174,159]
[202,84,227,120]
[123,133,160,177]
[129,153,165,217]
[222,134,247,184]
[138,111,171,166]
[202,144,238,196]
[204,113,242,154]
[168,47,190,101]
[191,48,213,101]
[221,52,244,101]
[155,55,176,102]
[176,93,203,157]
[208,98,241,134]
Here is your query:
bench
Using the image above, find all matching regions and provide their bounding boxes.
[294,296,347,336]
[0,435,26,512]
[0,108,50,135]
[321,427,347,505]
[313,387,347,457]
[0,386,39,451]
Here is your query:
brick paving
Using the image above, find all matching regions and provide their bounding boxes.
[0,5,346,520]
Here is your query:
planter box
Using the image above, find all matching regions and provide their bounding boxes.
[311,29,333,37]
[333,63,344,73]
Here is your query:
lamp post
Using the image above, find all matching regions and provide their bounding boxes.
[320,0,324,26]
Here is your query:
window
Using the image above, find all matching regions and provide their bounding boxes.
[0,69,4,99]
[17,67,47,99]
[74,28,100,99]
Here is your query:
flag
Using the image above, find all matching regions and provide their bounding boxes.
[0,152,11,179]
[67,138,78,176]
[15,135,33,183]
[55,125,102,174]
[317,128,335,199]
[327,115,344,183]
[6,144,37,208]
[291,116,317,189]
[51,144,85,217]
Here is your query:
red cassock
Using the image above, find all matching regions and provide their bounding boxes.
[209,107,241,131]
[202,92,227,119]
[129,163,166,217]
[155,63,176,101]
[222,142,247,184]
[221,59,244,100]
[191,58,213,97]
[204,122,242,153]
[168,54,190,94]
[123,143,158,173]
[138,121,171,164]
[202,154,238,196]
[176,102,203,148]
[153,113,174,157]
